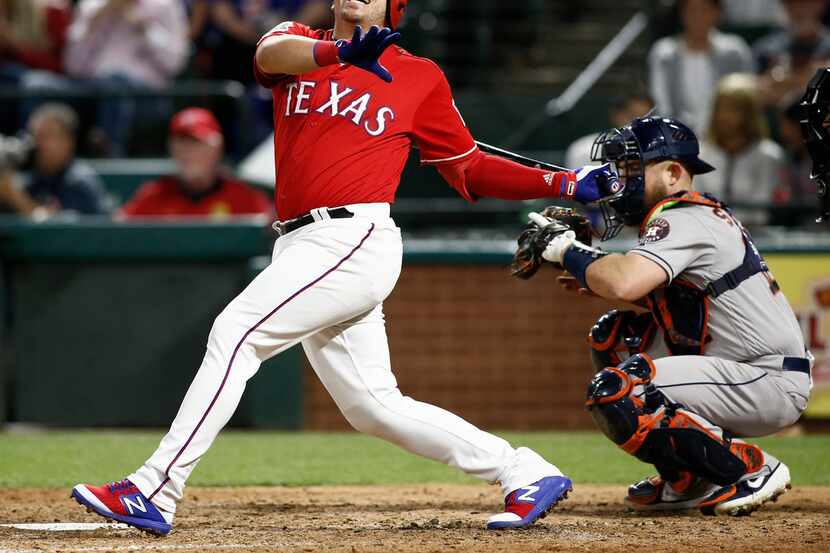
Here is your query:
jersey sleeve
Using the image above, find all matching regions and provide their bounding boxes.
[412,68,477,165]
[253,21,318,89]
[628,209,715,284]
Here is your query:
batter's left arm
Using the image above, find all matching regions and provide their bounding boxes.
[436,151,577,202]
[414,70,616,203]
[436,152,618,204]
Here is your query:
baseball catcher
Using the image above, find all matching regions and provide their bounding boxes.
[517,116,812,516]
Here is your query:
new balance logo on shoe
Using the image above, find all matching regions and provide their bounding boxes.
[123,496,148,515]
[517,485,540,502]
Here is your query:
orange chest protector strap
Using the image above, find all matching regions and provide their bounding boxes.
[646,282,711,356]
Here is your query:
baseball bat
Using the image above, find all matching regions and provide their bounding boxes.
[474,141,569,172]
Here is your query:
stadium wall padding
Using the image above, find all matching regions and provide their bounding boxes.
[1,222,827,430]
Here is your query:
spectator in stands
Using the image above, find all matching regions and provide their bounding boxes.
[721,0,787,27]
[0,103,110,217]
[120,108,271,219]
[183,0,210,41]
[565,91,654,169]
[0,0,70,80]
[754,0,830,107]
[648,0,755,134]
[0,0,72,134]
[694,74,785,226]
[207,0,331,83]
[63,0,189,155]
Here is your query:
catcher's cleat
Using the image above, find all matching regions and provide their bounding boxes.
[487,475,573,530]
[626,472,720,511]
[699,447,791,517]
[71,479,173,535]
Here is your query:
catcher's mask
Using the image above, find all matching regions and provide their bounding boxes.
[590,116,715,241]
[799,67,830,223]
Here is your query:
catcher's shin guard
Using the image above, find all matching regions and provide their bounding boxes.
[585,354,754,486]
[588,310,657,371]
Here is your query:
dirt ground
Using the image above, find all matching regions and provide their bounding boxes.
[0,485,828,553]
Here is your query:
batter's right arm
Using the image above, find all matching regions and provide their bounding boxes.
[255,34,323,77]
[256,25,400,82]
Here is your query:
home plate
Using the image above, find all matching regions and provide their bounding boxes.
[1,522,129,531]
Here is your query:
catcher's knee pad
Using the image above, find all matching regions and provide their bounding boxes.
[588,310,657,371]
[585,354,660,444]
[586,356,755,486]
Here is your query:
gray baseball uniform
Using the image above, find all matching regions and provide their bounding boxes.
[628,202,812,438]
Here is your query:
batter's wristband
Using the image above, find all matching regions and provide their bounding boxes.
[556,171,578,200]
[313,40,340,67]
[563,242,605,290]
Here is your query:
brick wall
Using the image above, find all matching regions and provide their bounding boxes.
[303,264,621,431]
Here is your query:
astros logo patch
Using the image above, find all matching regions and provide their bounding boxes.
[640,217,670,244]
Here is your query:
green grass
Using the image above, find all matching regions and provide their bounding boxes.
[1,430,828,488]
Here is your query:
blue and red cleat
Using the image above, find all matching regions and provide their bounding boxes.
[71,479,172,535]
[487,475,573,529]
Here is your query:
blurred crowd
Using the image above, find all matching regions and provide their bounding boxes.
[0,0,827,226]
[0,102,272,219]
[567,0,830,226]
[0,0,325,220]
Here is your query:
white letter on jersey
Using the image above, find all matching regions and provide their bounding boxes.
[339,93,372,125]
[284,82,299,116]
[365,107,394,137]
[316,82,353,116]
[295,81,316,114]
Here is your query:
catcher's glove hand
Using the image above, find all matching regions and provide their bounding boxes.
[510,207,593,279]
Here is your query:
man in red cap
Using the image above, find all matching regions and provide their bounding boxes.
[120,107,271,218]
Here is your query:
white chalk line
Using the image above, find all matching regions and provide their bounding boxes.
[1,523,129,531]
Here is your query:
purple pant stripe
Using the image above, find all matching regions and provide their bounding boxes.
[148,223,376,500]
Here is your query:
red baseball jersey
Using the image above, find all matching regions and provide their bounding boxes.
[120,176,272,218]
[254,22,477,220]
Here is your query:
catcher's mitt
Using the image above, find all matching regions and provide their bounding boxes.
[510,206,593,279]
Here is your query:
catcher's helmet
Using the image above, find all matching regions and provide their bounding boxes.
[386,0,408,30]
[590,116,715,240]
[799,67,830,223]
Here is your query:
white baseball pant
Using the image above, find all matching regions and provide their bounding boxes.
[128,203,560,514]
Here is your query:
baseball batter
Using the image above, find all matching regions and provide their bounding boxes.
[524,116,812,515]
[70,0,618,534]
